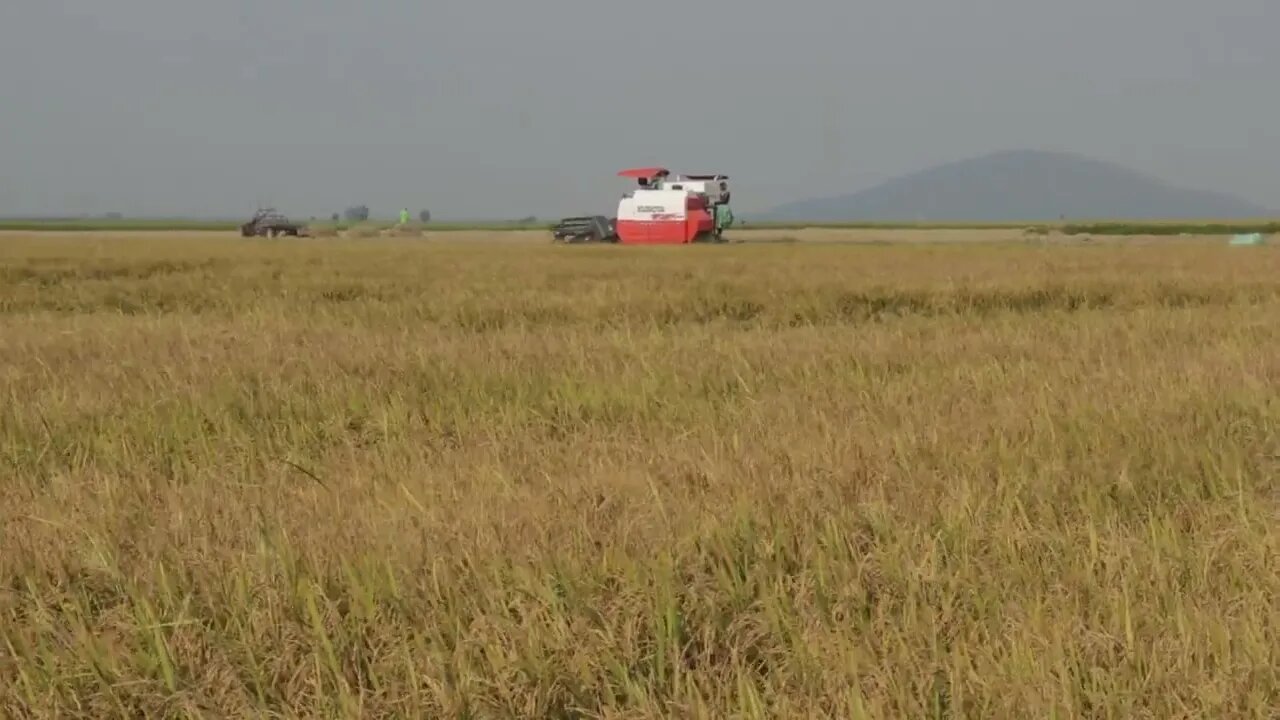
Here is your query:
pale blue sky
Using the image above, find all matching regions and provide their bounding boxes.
[1,0,1277,219]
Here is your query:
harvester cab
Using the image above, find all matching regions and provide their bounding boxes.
[614,167,731,244]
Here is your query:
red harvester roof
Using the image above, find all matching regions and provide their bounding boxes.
[617,167,670,179]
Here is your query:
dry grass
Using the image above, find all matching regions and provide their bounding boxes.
[1,232,1278,718]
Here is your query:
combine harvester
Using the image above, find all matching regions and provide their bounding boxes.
[551,167,733,244]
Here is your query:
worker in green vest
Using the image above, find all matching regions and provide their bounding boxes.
[399,208,410,225]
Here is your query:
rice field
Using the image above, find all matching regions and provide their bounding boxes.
[0,230,1277,718]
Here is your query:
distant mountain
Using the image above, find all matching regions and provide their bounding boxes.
[763,150,1272,222]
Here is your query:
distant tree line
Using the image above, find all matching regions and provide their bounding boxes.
[333,206,431,223]
[325,207,542,226]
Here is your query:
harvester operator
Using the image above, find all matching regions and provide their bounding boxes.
[714,200,734,240]
[713,181,733,240]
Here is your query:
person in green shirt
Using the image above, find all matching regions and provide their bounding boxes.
[399,208,410,225]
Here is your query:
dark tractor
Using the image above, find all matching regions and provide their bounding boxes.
[240,208,308,238]
[550,215,618,243]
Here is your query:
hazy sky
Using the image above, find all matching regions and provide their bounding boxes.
[2,0,1277,219]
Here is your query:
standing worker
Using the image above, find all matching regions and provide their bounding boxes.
[713,183,734,241]
[399,208,410,226]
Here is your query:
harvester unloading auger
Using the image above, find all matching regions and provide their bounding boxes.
[550,167,734,244]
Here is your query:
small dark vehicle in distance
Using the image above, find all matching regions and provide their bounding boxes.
[240,208,308,238]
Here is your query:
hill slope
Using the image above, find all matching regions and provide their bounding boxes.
[764,150,1272,222]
